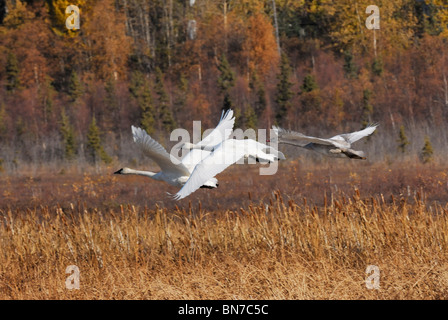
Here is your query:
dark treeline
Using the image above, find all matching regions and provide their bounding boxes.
[0,0,447,170]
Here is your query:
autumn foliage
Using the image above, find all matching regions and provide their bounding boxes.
[0,0,447,168]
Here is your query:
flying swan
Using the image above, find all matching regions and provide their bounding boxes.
[173,138,286,200]
[271,124,378,160]
[114,109,235,188]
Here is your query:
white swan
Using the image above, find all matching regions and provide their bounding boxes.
[173,138,285,200]
[271,124,378,160]
[114,109,235,188]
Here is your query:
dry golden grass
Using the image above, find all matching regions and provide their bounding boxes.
[1,188,448,299]
[1,160,448,299]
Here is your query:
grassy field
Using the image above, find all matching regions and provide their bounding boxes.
[1,159,448,299]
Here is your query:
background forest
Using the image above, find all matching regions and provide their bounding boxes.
[0,0,448,170]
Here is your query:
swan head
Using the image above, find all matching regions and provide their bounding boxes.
[276,150,286,160]
[114,167,132,174]
[179,142,215,152]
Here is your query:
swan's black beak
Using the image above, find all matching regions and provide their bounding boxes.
[114,168,123,174]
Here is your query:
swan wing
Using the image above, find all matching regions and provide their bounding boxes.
[178,110,234,173]
[132,126,190,176]
[173,140,245,200]
[180,109,234,172]
[332,123,378,145]
[195,109,235,149]
[180,148,211,173]
[272,126,336,147]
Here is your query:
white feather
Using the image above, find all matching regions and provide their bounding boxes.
[272,124,378,159]
[115,110,236,188]
[173,139,284,200]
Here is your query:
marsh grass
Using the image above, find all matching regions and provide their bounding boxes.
[1,187,448,299]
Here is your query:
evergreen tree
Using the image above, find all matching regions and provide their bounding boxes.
[397,125,409,154]
[139,80,156,135]
[129,71,155,135]
[233,107,242,129]
[300,74,319,93]
[174,74,188,114]
[86,117,112,164]
[6,52,20,92]
[250,72,267,115]
[217,54,236,112]
[274,52,294,126]
[343,50,358,79]
[105,78,118,110]
[255,85,267,114]
[87,116,101,161]
[129,70,145,99]
[68,70,84,102]
[414,0,442,36]
[155,67,176,132]
[300,74,321,115]
[244,105,258,129]
[371,57,384,77]
[104,78,120,132]
[222,93,233,112]
[60,108,76,160]
[420,135,434,164]
[39,76,55,126]
[361,89,374,128]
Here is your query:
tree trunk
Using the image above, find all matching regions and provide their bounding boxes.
[272,0,280,56]
[223,0,227,52]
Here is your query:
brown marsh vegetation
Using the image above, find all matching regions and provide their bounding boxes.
[1,160,448,299]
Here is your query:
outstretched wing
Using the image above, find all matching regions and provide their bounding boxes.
[195,109,235,149]
[180,148,211,173]
[272,126,336,147]
[181,109,235,172]
[333,123,378,145]
[132,126,190,176]
[173,140,245,200]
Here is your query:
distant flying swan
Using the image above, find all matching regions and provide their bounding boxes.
[173,138,285,200]
[271,124,378,160]
[114,109,235,188]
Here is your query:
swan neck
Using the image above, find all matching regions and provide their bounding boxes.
[187,143,215,152]
[125,168,159,179]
